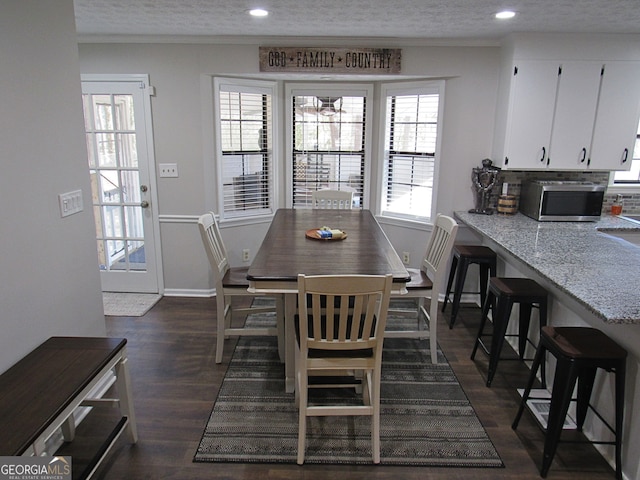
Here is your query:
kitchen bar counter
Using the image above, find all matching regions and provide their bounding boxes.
[455,211,640,479]
[454,211,640,324]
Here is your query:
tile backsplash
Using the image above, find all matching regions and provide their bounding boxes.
[488,170,640,215]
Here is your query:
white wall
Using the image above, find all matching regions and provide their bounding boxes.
[78,42,501,294]
[0,1,105,372]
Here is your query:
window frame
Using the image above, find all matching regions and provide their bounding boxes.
[285,83,374,209]
[213,77,279,221]
[377,80,445,224]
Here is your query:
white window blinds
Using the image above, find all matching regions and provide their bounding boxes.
[382,86,442,221]
[291,93,366,208]
[216,80,275,219]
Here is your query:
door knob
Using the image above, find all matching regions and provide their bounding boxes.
[140,185,148,192]
[140,200,149,208]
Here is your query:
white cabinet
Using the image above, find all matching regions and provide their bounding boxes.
[497,61,558,169]
[493,59,640,171]
[548,62,602,169]
[588,62,640,170]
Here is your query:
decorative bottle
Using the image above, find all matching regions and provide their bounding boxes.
[611,194,623,216]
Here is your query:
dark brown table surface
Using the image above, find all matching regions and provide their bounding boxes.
[248,209,410,283]
[0,336,127,455]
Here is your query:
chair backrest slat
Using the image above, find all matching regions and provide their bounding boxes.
[311,190,354,209]
[298,274,393,351]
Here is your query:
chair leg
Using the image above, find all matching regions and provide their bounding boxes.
[575,366,597,430]
[276,294,285,363]
[297,365,308,465]
[215,294,227,364]
[513,342,546,429]
[371,368,381,464]
[486,299,512,387]
[442,255,458,313]
[541,358,579,478]
[429,296,438,364]
[615,362,626,480]
[449,259,469,328]
[478,263,490,311]
[471,291,494,360]
[518,303,533,360]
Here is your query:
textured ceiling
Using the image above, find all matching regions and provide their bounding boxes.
[74,0,640,41]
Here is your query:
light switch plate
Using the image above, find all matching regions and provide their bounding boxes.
[59,190,83,217]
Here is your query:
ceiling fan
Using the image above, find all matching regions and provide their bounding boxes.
[296,96,344,116]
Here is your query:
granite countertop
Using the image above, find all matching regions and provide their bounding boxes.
[454,211,640,324]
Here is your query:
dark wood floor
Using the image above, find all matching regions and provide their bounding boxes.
[65,296,617,479]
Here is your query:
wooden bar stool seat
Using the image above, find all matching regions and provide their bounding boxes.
[471,277,548,387]
[513,326,627,479]
[442,245,497,328]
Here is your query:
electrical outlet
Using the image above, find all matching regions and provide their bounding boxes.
[159,163,178,177]
[242,249,250,262]
[402,251,410,264]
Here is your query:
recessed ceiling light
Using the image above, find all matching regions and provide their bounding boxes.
[495,10,516,20]
[249,8,269,17]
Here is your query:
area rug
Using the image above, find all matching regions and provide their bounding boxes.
[102,292,162,317]
[194,311,503,467]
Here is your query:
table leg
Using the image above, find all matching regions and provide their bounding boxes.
[115,353,138,443]
[284,292,297,393]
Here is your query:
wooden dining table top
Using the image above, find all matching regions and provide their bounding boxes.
[247,208,410,284]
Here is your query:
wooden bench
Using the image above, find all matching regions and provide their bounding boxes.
[0,337,137,479]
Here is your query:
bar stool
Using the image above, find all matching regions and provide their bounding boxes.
[471,277,548,387]
[442,245,497,328]
[513,326,627,479]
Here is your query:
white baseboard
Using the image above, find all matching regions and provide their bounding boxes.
[163,288,215,297]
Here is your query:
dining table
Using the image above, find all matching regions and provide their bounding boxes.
[247,208,410,392]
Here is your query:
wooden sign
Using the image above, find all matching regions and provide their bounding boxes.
[259,47,401,74]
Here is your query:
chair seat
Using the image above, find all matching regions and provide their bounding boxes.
[541,326,628,360]
[454,244,497,260]
[405,268,433,290]
[490,277,547,298]
[222,266,251,288]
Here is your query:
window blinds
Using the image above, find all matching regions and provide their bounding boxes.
[219,89,272,216]
[292,95,365,208]
[383,93,439,220]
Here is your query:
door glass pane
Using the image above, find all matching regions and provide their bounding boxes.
[117,133,138,167]
[121,170,140,203]
[96,133,117,167]
[85,91,147,274]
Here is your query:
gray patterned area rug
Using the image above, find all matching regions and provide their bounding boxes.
[194,312,503,467]
[102,292,162,317]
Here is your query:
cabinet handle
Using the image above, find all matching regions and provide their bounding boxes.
[580,148,587,163]
[540,147,546,163]
[622,148,629,164]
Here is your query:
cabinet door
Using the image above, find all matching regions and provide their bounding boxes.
[589,62,640,170]
[503,61,559,169]
[548,62,602,169]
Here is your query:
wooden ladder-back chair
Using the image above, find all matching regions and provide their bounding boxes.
[311,190,354,209]
[198,212,283,363]
[295,273,393,465]
[386,214,459,364]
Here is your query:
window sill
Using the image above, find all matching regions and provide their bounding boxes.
[608,184,640,194]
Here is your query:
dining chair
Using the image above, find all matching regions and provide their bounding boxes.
[198,212,284,364]
[386,214,459,364]
[294,273,393,465]
[311,189,354,209]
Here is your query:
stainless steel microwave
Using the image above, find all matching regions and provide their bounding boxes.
[519,181,605,221]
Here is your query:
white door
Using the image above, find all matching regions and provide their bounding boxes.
[82,76,162,293]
